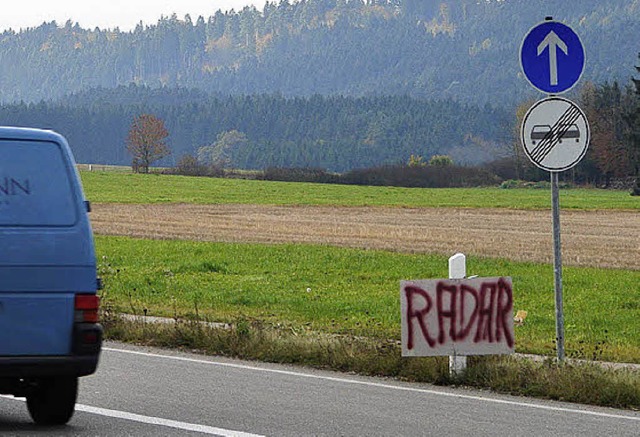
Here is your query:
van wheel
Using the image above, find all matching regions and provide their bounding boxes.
[27,377,78,425]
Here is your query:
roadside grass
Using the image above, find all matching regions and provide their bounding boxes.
[97,236,640,364]
[80,171,639,210]
[103,314,640,410]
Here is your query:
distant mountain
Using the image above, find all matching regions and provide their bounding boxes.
[0,0,638,107]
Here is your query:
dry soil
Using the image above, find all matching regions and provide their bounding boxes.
[90,203,639,270]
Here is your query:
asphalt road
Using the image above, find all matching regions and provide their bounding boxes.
[0,342,638,436]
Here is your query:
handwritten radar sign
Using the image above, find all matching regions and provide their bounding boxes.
[520,20,585,94]
[521,96,590,172]
[400,277,514,357]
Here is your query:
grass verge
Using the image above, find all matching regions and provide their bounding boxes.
[102,314,640,410]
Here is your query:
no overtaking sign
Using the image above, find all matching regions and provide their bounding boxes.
[521,96,590,172]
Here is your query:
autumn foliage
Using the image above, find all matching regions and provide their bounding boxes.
[126,114,170,173]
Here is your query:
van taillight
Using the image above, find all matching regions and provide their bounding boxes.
[75,294,100,323]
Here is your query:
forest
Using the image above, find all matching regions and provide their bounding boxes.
[0,86,511,172]
[0,0,637,106]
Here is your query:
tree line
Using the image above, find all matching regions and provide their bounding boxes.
[123,66,640,189]
[0,85,511,173]
[1,73,638,188]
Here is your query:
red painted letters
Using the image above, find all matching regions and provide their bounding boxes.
[402,277,514,356]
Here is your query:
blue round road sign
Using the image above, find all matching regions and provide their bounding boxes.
[520,21,585,94]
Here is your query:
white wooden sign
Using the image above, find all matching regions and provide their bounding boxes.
[401,277,514,357]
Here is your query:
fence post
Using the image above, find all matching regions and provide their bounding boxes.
[448,253,467,375]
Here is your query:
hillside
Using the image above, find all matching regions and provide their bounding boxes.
[0,0,638,106]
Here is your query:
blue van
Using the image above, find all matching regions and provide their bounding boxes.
[0,127,102,425]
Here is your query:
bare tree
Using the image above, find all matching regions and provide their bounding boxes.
[126,114,170,173]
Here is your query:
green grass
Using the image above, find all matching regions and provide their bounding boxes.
[81,171,639,210]
[97,236,640,364]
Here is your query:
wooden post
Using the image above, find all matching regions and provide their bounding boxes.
[448,253,467,375]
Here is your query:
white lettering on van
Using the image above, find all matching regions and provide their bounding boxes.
[0,178,30,196]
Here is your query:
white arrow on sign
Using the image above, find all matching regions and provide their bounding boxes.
[537,31,568,86]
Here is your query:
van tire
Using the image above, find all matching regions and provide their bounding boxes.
[27,377,78,425]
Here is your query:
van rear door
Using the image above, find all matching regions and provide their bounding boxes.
[0,129,96,356]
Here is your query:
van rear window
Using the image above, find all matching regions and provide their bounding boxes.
[0,140,77,226]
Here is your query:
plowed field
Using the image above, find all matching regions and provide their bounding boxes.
[90,203,639,270]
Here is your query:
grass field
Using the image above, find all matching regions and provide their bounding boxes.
[80,171,640,210]
[83,171,640,367]
[96,236,640,364]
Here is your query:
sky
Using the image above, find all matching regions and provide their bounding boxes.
[0,0,266,32]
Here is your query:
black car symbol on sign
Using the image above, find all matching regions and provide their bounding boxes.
[558,124,580,143]
[530,124,580,145]
[530,125,551,145]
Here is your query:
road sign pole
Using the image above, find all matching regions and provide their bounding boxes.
[551,172,565,362]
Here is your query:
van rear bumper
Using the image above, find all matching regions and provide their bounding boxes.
[0,353,100,378]
[0,323,102,379]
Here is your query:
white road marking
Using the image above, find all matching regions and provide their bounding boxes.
[75,404,264,437]
[105,346,640,423]
[1,395,263,437]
